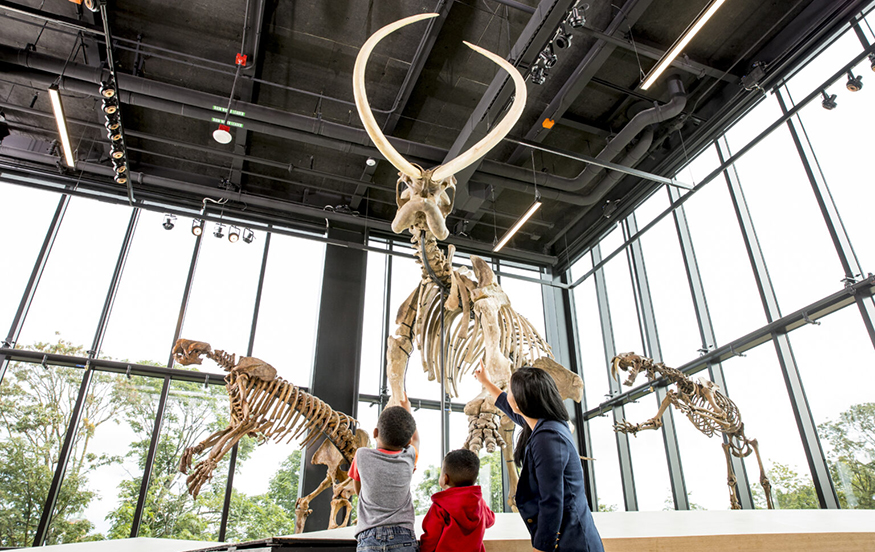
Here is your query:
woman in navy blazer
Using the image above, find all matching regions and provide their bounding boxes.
[474,364,604,552]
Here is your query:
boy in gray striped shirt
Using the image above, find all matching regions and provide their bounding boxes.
[349,396,420,551]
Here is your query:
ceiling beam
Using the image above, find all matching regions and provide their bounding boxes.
[504,0,653,165]
[442,0,580,216]
[0,0,102,34]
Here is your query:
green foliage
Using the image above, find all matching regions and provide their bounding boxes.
[751,461,818,509]
[597,503,617,513]
[819,402,875,509]
[413,465,443,515]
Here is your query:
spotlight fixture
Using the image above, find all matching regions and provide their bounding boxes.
[213,123,232,144]
[48,85,75,168]
[107,128,123,141]
[870,53,875,73]
[494,195,542,252]
[112,157,127,173]
[191,219,205,236]
[553,28,571,50]
[110,142,125,160]
[105,119,121,132]
[99,82,116,99]
[539,45,558,68]
[641,0,726,90]
[820,90,837,110]
[242,228,255,244]
[365,157,377,167]
[228,225,240,243]
[530,65,547,85]
[162,213,176,230]
[846,70,863,92]
[102,97,119,115]
[568,3,588,28]
[213,223,225,239]
[84,0,105,12]
[114,173,128,185]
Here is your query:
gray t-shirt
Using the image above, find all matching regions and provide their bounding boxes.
[351,446,417,536]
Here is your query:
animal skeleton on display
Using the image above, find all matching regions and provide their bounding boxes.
[610,352,774,509]
[172,339,370,532]
[354,14,584,502]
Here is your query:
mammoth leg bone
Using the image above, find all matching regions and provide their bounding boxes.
[499,413,519,511]
[328,477,356,530]
[295,438,348,533]
[386,287,418,407]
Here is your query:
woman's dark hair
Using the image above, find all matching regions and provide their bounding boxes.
[510,367,569,468]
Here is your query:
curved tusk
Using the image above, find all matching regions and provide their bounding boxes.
[353,14,437,179]
[432,41,527,182]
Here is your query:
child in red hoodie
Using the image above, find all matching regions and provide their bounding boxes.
[420,449,496,552]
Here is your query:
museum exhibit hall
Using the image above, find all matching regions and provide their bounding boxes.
[0,0,874,551]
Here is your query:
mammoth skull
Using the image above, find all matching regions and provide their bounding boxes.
[353,13,527,240]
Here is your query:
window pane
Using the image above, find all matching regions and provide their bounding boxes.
[181,227,266,361]
[790,55,875,275]
[359,248,388,396]
[789,305,875,509]
[728,122,842,315]
[636,208,702,364]
[251,232,324,383]
[721,343,815,509]
[100,210,197,364]
[630,186,669,230]
[675,143,721,189]
[0,183,60,332]
[587,415,625,512]
[603,248,643,356]
[409,407,443,515]
[17,197,133,349]
[499,268,546,338]
[572,272,609,409]
[136,379,230,540]
[784,27,862,101]
[723,94,783,153]
[0,354,79,546]
[683,171,765,344]
[58,371,161,541]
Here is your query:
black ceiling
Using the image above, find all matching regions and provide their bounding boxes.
[0,0,866,266]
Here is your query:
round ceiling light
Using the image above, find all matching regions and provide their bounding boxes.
[213,124,233,144]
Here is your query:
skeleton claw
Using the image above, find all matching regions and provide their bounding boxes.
[613,420,641,436]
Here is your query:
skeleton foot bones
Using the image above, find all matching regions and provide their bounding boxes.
[172,339,370,531]
[610,351,774,509]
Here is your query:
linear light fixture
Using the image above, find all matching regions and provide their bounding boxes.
[640,0,726,90]
[493,197,542,252]
[48,84,75,168]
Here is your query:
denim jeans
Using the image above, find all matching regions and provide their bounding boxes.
[356,525,419,552]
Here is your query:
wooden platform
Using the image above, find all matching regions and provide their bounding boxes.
[277,510,875,552]
[24,510,875,552]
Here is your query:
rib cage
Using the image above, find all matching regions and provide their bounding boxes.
[673,386,742,438]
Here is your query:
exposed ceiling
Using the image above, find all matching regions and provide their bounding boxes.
[0,0,867,267]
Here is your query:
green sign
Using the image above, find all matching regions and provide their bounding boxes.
[212,106,246,117]
[211,117,244,128]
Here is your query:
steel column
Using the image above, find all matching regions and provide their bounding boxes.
[219,230,271,541]
[717,137,839,509]
[668,184,754,509]
[130,375,171,537]
[776,88,875,349]
[300,226,367,531]
[625,214,689,510]
[0,191,68,385]
[592,244,637,511]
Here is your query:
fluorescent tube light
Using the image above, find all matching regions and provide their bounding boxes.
[640,0,726,91]
[493,199,542,252]
[48,85,75,168]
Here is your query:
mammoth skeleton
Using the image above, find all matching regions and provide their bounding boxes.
[354,14,584,504]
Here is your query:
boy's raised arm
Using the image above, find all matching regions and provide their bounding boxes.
[397,394,420,452]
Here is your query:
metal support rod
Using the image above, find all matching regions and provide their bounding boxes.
[378,243,393,410]
[130,375,171,537]
[668,184,753,509]
[776,88,875,349]
[717,136,839,509]
[440,288,449,460]
[592,244,638,511]
[625,214,688,510]
[167,228,203,367]
[219,228,270,540]
[0,191,68,385]
[584,274,875,417]
[32,362,95,546]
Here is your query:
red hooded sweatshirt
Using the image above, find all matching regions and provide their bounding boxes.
[420,485,495,552]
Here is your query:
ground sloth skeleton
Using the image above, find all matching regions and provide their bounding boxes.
[611,352,774,509]
[173,339,369,532]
